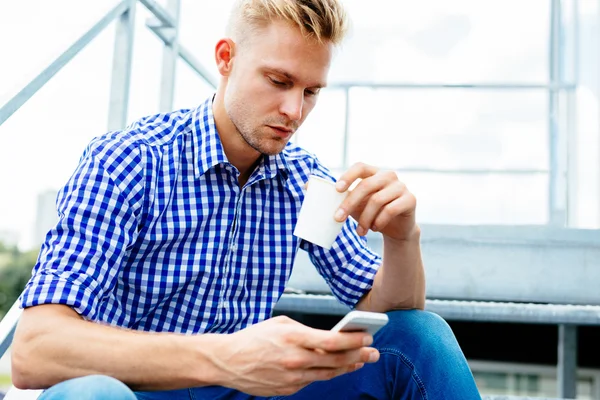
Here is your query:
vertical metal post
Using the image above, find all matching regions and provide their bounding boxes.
[549,0,564,226]
[572,0,580,92]
[598,0,600,229]
[558,324,578,398]
[158,0,181,112]
[342,87,350,170]
[566,0,579,227]
[107,0,137,131]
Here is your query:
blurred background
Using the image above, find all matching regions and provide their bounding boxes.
[1,0,600,398]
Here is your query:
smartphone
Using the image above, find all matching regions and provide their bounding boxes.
[331,310,389,336]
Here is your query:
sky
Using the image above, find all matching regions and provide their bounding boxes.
[0,0,599,249]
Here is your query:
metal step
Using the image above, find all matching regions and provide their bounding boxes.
[276,293,600,326]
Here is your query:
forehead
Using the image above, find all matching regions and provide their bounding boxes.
[243,20,334,86]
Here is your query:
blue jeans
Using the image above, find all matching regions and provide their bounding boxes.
[38,310,481,399]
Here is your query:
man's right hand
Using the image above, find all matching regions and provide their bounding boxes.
[209,315,380,396]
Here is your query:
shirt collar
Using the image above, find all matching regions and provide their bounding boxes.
[192,97,229,179]
[192,96,289,181]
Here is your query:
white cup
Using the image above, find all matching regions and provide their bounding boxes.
[294,175,348,249]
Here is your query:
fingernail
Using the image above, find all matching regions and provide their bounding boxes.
[336,180,347,191]
[357,226,366,236]
[363,335,373,346]
[368,352,379,362]
[334,209,346,221]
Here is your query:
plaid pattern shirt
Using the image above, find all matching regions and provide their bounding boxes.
[20,97,381,334]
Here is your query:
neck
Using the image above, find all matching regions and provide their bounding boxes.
[212,88,262,182]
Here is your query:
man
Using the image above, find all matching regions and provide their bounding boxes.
[11,0,481,398]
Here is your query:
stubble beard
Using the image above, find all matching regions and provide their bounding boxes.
[239,125,287,156]
[229,114,293,156]
[225,97,297,156]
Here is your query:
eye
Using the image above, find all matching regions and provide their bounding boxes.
[269,77,286,87]
[304,89,319,97]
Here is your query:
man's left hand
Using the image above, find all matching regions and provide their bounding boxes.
[334,162,418,241]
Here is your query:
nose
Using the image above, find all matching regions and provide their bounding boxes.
[280,90,304,122]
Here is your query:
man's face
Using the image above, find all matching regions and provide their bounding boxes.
[224,20,334,156]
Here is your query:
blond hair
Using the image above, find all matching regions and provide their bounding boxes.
[227,0,348,46]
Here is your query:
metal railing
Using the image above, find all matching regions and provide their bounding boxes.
[0,0,218,130]
[330,81,577,202]
[324,0,580,229]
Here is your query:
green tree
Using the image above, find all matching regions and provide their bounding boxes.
[0,246,38,319]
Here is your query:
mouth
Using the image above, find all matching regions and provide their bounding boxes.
[267,125,294,138]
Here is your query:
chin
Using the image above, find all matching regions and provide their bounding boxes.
[260,147,285,156]
[255,140,288,156]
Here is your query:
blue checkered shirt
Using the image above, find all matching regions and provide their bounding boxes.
[20,97,381,334]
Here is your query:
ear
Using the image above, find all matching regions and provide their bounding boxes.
[215,38,236,77]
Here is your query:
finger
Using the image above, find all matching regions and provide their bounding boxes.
[335,171,398,225]
[357,183,407,233]
[306,347,379,369]
[372,193,417,232]
[296,329,372,352]
[353,362,365,370]
[335,162,379,193]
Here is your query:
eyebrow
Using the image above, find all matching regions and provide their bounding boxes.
[265,67,327,89]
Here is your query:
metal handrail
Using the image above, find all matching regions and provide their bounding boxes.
[146,23,218,87]
[138,0,177,28]
[0,0,217,129]
[0,0,130,126]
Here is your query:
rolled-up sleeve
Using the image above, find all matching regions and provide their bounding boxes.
[20,144,141,321]
[301,219,381,308]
